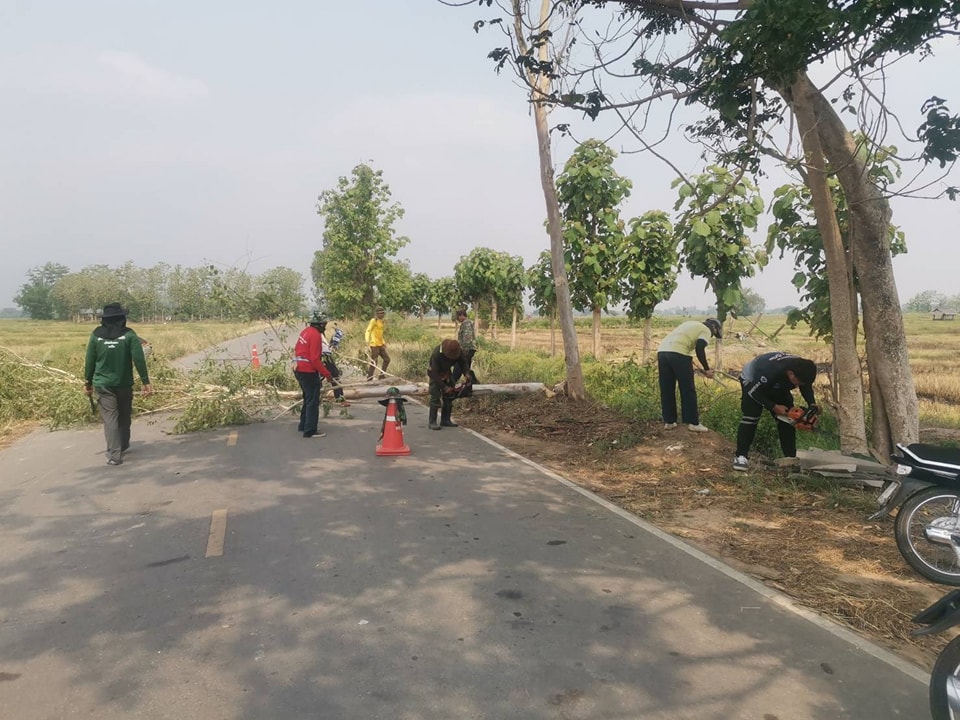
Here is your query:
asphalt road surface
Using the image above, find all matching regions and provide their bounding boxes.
[0,344,929,719]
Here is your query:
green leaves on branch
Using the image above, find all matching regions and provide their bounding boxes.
[673,166,767,323]
[454,247,526,325]
[527,251,558,318]
[314,163,408,318]
[766,147,907,339]
[918,96,960,175]
[621,211,679,321]
[557,140,633,316]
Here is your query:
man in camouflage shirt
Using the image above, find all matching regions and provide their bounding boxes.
[455,308,476,380]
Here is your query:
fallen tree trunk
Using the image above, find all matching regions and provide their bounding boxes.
[277,382,550,400]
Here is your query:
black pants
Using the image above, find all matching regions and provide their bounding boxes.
[428,381,455,412]
[657,351,699,425]
[323,355,344,400]
[735,384,796,458]
[452,349,475,383]
[295,371,322,435]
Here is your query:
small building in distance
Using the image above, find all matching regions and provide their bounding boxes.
[932,307,957,321]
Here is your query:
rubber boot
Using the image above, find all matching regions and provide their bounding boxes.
[440,405,458,428]
[428,407,441,431]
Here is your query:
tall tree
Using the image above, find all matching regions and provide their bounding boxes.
[475,0,587,399]
[409,272,433,319]
[619,211,679,361]
[313,163,409,319]
[556,139,631,359]
[491,252,527,349]
[378,260,416,315]
[15,263,69,319]
[429,276,459,330]
[577,0,956,453]
[455,247,500,336]
[673,167,767,326]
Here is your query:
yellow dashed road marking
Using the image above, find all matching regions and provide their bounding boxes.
[205,509,228,558]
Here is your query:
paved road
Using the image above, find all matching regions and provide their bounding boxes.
[0,359,929,718]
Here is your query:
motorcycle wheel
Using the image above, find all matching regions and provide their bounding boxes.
[930,635,960,720]
[894,487,960,586]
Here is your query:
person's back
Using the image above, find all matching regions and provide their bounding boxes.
[658,321,709,355]
[83,303,151,466]
[656,320,718,433]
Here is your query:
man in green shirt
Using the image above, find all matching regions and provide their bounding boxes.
[657,318,721,432]
[84,303,152,465]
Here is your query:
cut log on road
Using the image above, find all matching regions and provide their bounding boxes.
[277,382,550,400]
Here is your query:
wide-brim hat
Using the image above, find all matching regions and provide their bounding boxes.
[101,303,128,319]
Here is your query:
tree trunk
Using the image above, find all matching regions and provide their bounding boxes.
[511,307,518,350]
[785,77,868,455]
[642,316,652,364]
[550,307,557,356]
[806,73,920,452]
[516,0,586,399]
[491,298,499,341]
[592,306,602,359]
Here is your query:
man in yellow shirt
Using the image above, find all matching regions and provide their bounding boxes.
[365,306,390,381]
[657,318,721,432]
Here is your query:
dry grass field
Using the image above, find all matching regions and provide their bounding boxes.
[466,312,960,430]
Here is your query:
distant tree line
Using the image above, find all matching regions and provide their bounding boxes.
[14,262,307,322]
[902,291,960,314]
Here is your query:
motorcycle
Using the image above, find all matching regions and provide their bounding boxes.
[913,589,960,719]
[870,443,960,585]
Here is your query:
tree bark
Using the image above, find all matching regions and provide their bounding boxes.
[784,77,868,455]
[515,0,587,399]
[642,316,652,364]
[550,307,557,356]
[511,306,518,350]
[491,297,499,341]
[805,73,919,453]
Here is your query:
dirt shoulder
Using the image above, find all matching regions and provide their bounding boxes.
[457,393,947,671]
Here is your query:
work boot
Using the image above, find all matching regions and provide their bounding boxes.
[440,407,458,428]
[428,407,441,431]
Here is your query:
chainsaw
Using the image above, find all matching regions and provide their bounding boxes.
[776,406,821,431]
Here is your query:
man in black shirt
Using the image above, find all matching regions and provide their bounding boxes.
[427,339,468,430]
[734,352,819,471]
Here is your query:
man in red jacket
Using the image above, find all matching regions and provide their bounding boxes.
[294,312,334,438]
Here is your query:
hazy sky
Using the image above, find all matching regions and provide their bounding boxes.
[2,1,959,311]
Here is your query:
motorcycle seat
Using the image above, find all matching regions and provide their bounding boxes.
[898,443,960,472]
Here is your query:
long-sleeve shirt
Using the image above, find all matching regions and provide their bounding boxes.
[365,317,385,347]
[84,328,150,389]
[457,318,476,351]
[739,352,816,411]
[294,326,333,378]
[427,345,466,387]
[657,321,711,370]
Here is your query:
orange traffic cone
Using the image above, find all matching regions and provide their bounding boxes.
[251,344,261,369]
[376,397,410,456]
